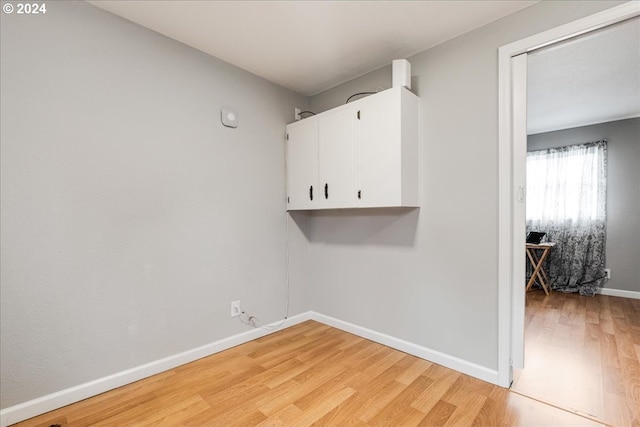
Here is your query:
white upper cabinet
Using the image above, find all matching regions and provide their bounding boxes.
[285,86,419,211]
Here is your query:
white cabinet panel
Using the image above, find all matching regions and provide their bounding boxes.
[358,89,402,207]
[318,108,358,208]
[285,118,318,210]
[358,87,419,208]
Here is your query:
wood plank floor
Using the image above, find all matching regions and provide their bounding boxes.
[512,291,640,427]
[13,320,608,427]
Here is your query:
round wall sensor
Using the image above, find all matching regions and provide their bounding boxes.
[221,107,238,128]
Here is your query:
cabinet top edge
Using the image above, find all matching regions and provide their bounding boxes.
[286,86,418,127]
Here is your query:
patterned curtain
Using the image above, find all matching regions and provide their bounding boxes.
[526,140,607,296]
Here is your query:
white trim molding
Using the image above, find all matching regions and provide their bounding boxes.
[310,312,499,385]
[0,313,312,427]
[497,1,640,388]
[598,287,640,300]
[531,112,640,136]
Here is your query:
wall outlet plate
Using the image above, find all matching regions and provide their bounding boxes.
[604,268,611,279]
[230,300,241,317]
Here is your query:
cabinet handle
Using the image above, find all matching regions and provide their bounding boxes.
[309,185,313,201]
[358,190,361,199]
[324,183,329,199]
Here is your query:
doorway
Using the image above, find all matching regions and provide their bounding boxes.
[509,16,640,425]
[496,0,639,394]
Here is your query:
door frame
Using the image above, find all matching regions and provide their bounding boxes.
[496,1,640,387]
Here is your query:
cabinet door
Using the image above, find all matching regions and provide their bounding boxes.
[358,90,402,207]
[286,119,318,210]
[318,108,358,208]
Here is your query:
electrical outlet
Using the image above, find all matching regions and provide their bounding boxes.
[294,107,301,121]
[604,268,611,279]
[230,300,241,318]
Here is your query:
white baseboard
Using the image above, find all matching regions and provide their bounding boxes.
[0,313,312,427]
[309,312,499,385]
[598,287,640,299]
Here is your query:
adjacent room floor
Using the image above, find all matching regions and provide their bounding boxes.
[14,320,608,427]
[511,291,640,427]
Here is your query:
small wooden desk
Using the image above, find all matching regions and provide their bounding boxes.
[526,242,556,295]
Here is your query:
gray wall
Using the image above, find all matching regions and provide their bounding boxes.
[528,118,640,292]
[305,1,624,371]
[1,0,629,413]
[0,2,309,408]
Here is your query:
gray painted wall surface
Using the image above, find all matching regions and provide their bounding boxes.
[528,118,640,292]
[1,0,629,413]
[306,1,624,371]
[0,2,309,408]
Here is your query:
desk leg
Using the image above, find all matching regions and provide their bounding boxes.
[534,248,552,295]
[526,248,552,295]
[526,249,540,292]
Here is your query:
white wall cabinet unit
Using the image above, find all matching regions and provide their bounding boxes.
[285,86,419,210]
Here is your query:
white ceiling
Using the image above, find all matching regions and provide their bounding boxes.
[89,0,538,96]
[89,1,638,133]
[528,16,640,135]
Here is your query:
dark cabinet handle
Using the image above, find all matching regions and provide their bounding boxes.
[324,183,329,199]
[309,185,313,201]
[358,190,361,199]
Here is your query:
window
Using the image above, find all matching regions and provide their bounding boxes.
[526,141,606,224]
[525,140,607,296]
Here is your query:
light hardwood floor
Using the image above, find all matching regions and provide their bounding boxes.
[12,320,608,427]
[512,291,640,427]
